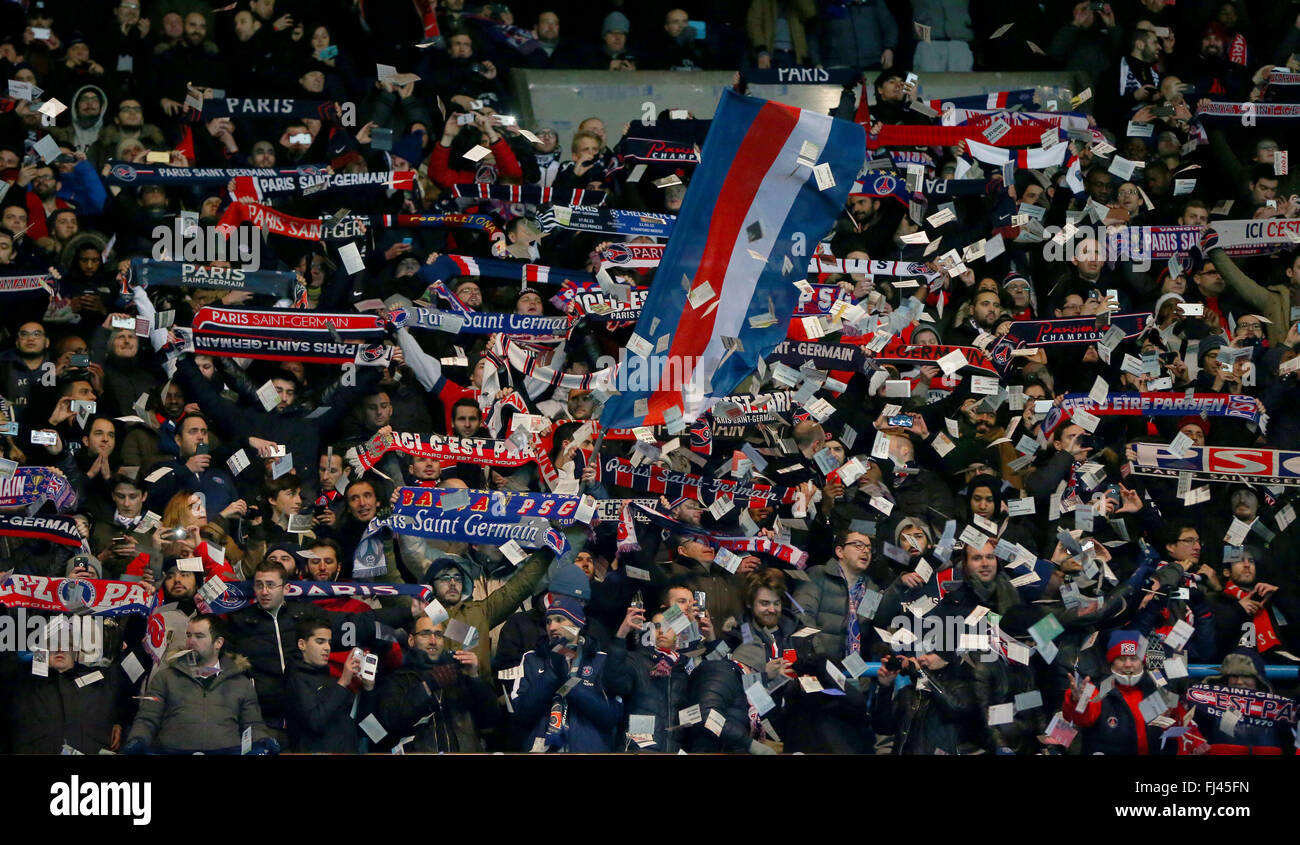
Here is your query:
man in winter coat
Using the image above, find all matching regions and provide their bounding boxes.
[607,603,691,752]
[124,614,271,753]
[509,594,630,752]
[687,642,784,754]
[422,541,559,680]
[1,629,126,754]
[872,639,980,755]
[285,618,375,753]
[1063,630,1176,755]
[1179,650,1297,755]
[793,528,879,660]
[225,559,418,743]
[372,613,501,752]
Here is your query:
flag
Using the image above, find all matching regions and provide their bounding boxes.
[598,88,865,427]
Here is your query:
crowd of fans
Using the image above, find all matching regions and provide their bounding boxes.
[0,0,1298,756]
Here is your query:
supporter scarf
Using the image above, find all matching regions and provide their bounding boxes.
[421,254,595,287]
[193,580,432,614]
[806,258,942,285]
[536,205,675,238]
[551,280,646,327]
[106,162,286,186]
[1130,444,1300,487]
[463,13,541,54]
[1208,218,1300,254]
[374,212,503,238]
[710,391,795,423]
[0,573,154,616]
[218,201,323,241]
[868,123,1055,151]
[1119,57,1158,96]
[1227,34,1248,67]
[599,456,798,506]
[1195,102,1300,123]
[395,487,592,524]
[199,98,333,119]
[1059,391,1261,423]
[502,339,611,389]
[616,136,701,165]
[1006,312,1149,346]
[393,505,567,553]
[628,503,809,569]
[451,183,607,207]
[350,429,539,473]
[1183,684,1297,728]
[414,0,440,41]
[766,338,873,374]
[0,272,54,295]
[845,340,1001,375]
[1267,70,1300,86]
[964,137,1067,169]
[1222,582,1280,652]
[389,302,574,337]
[927,90,1037,112]
[231,170,414,201]
[192,331,389,365]
[0,467,77,510]
[0,513,83,546]
[941,109,1091,133]
[598,242,665,268]
[794,283,851,317]
[352,517,393,579]
[131,258,299,300]
[745,67,860,85]
[191,305,389,364]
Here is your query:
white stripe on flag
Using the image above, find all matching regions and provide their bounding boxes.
[681,108,836,421]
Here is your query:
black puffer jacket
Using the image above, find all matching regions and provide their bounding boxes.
[225,600,413,724]
[686,659,756,753]
[608,640,691,753]
[2,657,125,754]
[373,648,501,752]
[285,654,367,753]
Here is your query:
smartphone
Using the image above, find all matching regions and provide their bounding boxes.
[196,442,209,455]
[31,27,51,40]
[782,649,798,677]
[69,353,90,368]
[493,114,517,127]
[693,590,707,612]
[688,20,706,39]
[1088,0,1105,10]
[888,414,914,428]
[360,652,379,682]
[289,133,312,145]
[30,430,57,446]
[401,237,413,246]
[319,45,338,60]
[1151,105,1175,118]
[111,315,135,329]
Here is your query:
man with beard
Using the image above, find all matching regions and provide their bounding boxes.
[947,288,1006,347]
[87,98,165,169]
[665,532,744,633]
[836,195,880,238]
[93,318,158,418]
[18,165,71,242]
[1211,546,1300,661]
[124,614,272,754]
[119,380,192,471]
[1062,630,1175,754]
[0,321,50,418]
[372,613,500,752]
[1095,29,1161,130]
[420,531,565,679]
[153,12,229,117]
[51,85,109,154]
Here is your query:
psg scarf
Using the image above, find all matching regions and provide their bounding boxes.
[394,487,594,525]
[845,340,1001,376]
[419,254,596,288]
[927,89,1038,112]
[451,182,607,207]
[551,280,647,327]
[1195,101,1300,123]
[0,573,154,616]
[349,429,541,473]
[1006,312,1149,346]
[598,242,665,269]
[0,513,84,546]
[1059,391,1262,424]
[628,503,810,569]
[766,338,873,375]
[536,205,676,238]
[0,272,54,295]
[199,98,335,120]
[1222,582,1280,652]
[1183,684,1297,729]
[130,258,300,300]
[218,201,323,241]
[192,580,433,614]
[0,467,78,510]
[190,306,389,365]
[599,456,799,507]
[230,170,414,200]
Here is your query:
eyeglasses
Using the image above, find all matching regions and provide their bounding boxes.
[841,540,870,550]
[18,330,45,338]
[432,573,459,582]
[1175,536,1200,545]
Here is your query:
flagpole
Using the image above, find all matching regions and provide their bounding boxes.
[579,428,609,495]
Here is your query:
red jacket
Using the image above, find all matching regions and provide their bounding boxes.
[427,138,521,190]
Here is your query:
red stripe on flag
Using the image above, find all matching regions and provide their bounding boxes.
[650,101,800,420]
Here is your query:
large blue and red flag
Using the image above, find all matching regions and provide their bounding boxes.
[598,88,865,427]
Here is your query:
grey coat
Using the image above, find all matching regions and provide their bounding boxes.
[126,653,266,752]
[911,0,973,41]
[819,0,899,69]
[792,562,879,660]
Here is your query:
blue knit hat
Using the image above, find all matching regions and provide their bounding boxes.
[545,593,586,628]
